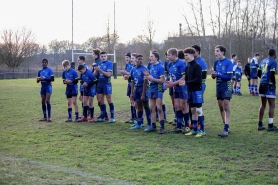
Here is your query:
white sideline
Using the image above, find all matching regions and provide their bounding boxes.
[0,155,135,185]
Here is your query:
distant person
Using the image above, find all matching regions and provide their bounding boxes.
[78,64,97,122]
[257,49,277,131]
[37,59,54,122]
[211,45,233,137]
[77,56,88,118]
[93,51,115,123]
[244,57,252,94]
[62,60,79,122]
[230,53,237,94]
[233,60,243,96]
[250,53,260,96]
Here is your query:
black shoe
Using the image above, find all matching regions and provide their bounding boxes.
[65,118,72,122]
[158,128,166,134]
[268,125,277,131]
[125,119,133,123]
[169,127,182,133]
[257,125,266,130]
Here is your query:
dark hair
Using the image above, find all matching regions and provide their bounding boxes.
[183,47,196,55]
[78,65,85,71]
[42,59,48,63]
[152,52,160,60]
[268,49,276,57]
[178,49,185,59]
[92,48,101,57]
[78,55,85,61]
[215,45,226,55]
[191,45,201,54]
[164,51,167,56]
[100,51,107,55]
[136,54,143,58]
[125,52,131,57]
[231,53,237,58]
[255,53,260,57]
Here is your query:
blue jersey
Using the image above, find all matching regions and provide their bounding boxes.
[258,57,277,84]
[81,69,97,85]
[250,57,259,77]
[195,57,207,83]
[149,62,165,92]
[80,64,88,91]
[62,68,78,86]
[169,59,186,83]
[131,65,148,87]
[147,60,163,70]
[38,67,54,86]
[213,58,233,92]
[96,60,113,85]
[234,65,242,77]
[125,62,134,83]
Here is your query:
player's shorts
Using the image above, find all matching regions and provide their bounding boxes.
[149,91,163,99]
[173,86,185,99]
[182,85,188,99]
[187,90,203,104]
[169,87,174,96]
[133,86,149,102]
[259,84,276,98]
[216,90,232,100]
[235,75,241,82]
[65,85,78,98]
[126,83,131,97]
[202,83,206,93]
[250,74,258,79]
[80,91,84,96]
[247,76,251,81]
[232,77,236,81]
[40,85,52,95]
[97,84,112,95]
[83,86,96,97]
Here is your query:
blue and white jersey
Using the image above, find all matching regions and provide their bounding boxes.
[80,69,97,85]
[38,67,54,86]
[96,60,113,85]
[62,68,78,86]
[195,57,207,84]
[233,65,242,77]
[250,57,259,77]
[213,58,233,92]
[149,63,165,92]
[147,60,164,70]
[258,57,277,84]
[169,59,186,83]
[80,63,88,91]
[131,65,148,87]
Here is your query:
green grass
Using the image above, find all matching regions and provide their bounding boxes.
[0,77,278,185]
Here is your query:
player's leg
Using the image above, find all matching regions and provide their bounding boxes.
[156,95,165,134]
[72,95,79,122]
[218,98,230,137]
[250,79,254,95]
[162,98,167,123]
[45,90,52,122]
[106,94,115,123]
[248,77,252,94]
[145,97,157,132]
[237,81,242,95]
[79,92,84,117]
[267,97,276,131]
[65,94,73,122]
[181,98,190,134]
[185,105,199,136]
[40,92,47,121]
[254,79,259,95]
[130,91,143,130]
[79,94,89,121]
[87,88,95,122]
[170,93,183,133]
[97,93,105,122]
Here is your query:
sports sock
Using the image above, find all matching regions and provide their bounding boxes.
[162,104,167,120]
[183,113,189,127]
[90,107,94,118]
[104,104,108,118]
[68,108,72,119]
[192,120,198,132]
[109,103,114,119]
[143,101,151,126]
[160,120,165,129]
[42,104,47,118]
[248,84,251,93]
[152,122,156,128]
[224,124,229,132]
[137,111,143,125]
[176,110,183,129]
[155,106,158,120]
[198,115,205,132]
[100,104,105,119]
[254,85,258,94]
[83,106,88,118]
[47,103,51,117]
[238,86,241,93]
[75,112,79,120]
[130,106,134,119]
[133,106,137,119]
[258,121,263,127]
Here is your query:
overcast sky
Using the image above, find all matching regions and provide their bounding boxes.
[0,0,196,45]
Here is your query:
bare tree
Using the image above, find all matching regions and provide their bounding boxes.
[0,27,38,73]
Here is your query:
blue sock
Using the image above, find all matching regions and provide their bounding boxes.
[254,85,258,94]
[83,106,88,118]
[75,112,78,120]
[137,111,143,125]
[176,110,183,129]
[238,86,241,93]
[152,122,156,128]
[47,103,51,117]
[104,104,108,118]
[233,86,236,93]
[192,120,198,132]
[68,108,72,119]
[109,103,114,119]
[130,106,134,119]
[133,107,137,119]
[100,104,105,119]
[145,108,151,126]
[183,113,189,127]
[248,84,251,93]
[42,104,46,118]
[160,120,165,129]
[90,107,94,118]
[82,103,84,115]
[251,85,254,93]
[224,124,229,132]
[198,115,205,132]
[155,106,158,119]
[162,104,167,120]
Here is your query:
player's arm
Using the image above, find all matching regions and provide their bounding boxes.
[142,79,148,99]
[37,71,41,83]
[43,75,54,82]
[270,64,276,85]
[216,62,233,81]
[211,61,217,79]
[88,73,97,86]
[202,70,207,79]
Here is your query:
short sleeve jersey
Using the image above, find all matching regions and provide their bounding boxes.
[195,57,207,83]
[169,59,186,82]
[213,58,233,92]
[80,64,88,91]
[62,68,78,86]
[125,62,134,83]
[131,65,148,87]
[149,63,165,92]
[81,69,97,85]
[250,57,259,77]
[96,60,113,85]
[258,57,277,84]
[38,67,54,86]
[234,65,242,77]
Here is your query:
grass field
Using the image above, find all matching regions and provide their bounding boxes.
[0,76,278,185]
